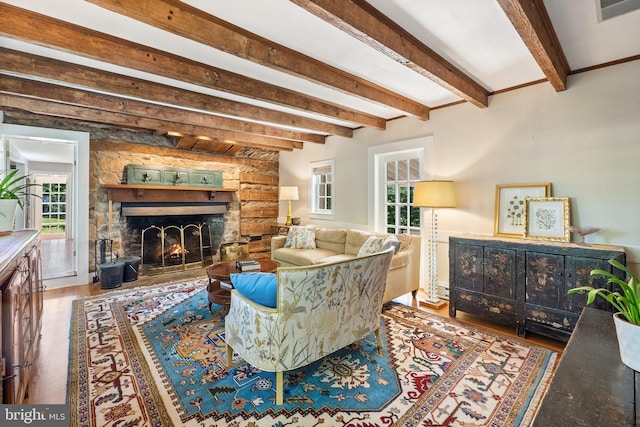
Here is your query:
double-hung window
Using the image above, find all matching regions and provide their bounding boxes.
[384,156,422,235]
[370,143,426,234]
[310,159,334,216]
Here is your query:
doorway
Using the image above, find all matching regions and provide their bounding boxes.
[33,173,75,279]
[0,123,89,288]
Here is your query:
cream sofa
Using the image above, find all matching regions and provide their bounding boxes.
[226,247,395,404]
[271,226,421,302]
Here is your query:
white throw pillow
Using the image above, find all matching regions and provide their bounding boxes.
[381,235,402,254]
[357,235,385,256]
[284,226,316,249]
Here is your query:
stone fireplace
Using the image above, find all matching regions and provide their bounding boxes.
[99,184,235,277]
[90,140,279,280]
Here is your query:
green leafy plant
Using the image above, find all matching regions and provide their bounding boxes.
[568,259,640,325]
[0,169,39,209]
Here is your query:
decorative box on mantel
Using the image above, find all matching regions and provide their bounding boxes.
[126,164,222,188]
[449,234,626,342]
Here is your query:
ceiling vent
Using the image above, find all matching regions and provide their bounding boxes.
[597,0,640,21]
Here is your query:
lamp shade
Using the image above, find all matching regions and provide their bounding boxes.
[279,186,299,201]
[413,181,456,208]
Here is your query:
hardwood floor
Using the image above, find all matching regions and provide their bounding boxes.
[24,281,565,405]
[40,236,75,279]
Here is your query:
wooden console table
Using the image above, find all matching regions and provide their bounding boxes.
[0,230,43,404]
[533,307,638,425]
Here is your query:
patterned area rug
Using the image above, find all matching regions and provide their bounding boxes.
[68,279,556,426]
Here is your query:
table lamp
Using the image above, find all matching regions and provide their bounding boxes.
[413,180,456,308]
[279,186,299,226]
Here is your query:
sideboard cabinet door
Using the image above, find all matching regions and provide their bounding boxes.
[1,256,29,404]
[564,256,610,312]
[29,242,43,342]
[523,252,617,340]
[449,241,517,327]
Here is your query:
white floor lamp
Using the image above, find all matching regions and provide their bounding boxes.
[413,181,456,309]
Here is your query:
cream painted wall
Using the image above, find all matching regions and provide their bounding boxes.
[279,60,640,284]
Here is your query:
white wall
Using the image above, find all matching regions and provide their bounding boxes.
[279,60,640,281]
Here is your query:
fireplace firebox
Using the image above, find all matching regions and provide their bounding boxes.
[123,209,225,276]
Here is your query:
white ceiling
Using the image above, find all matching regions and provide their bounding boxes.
[8,137,75,164]
[1,0,639,156]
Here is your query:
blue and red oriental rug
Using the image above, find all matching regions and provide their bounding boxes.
[68,279,556,426]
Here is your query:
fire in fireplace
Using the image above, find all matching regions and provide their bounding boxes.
[122,203,226,276]
[141,222,212,274]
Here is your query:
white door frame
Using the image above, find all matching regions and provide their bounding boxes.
[0,123,90,287]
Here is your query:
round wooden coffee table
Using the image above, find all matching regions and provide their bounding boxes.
[206,259,279,312]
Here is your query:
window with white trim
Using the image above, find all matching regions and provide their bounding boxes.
[381,153,422,235]
[310,159,334,215]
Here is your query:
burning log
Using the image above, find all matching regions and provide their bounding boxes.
[164,243,189,263]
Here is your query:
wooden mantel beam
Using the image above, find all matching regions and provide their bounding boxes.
[0,48,352,138]
[0,2,386,129]
[290,0,490,108]
[103,184,235,204]
[496,0,569,91]
[86,0,430,120]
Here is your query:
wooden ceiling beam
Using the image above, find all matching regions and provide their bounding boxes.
[172,135,201,150]
[0,94,300,151]
[496,0,569,91]
[0,48,352,138]
[172,134,243,155]
[290,0,489,108]
[0,3,385,129]
[86,0,430,120]
[121,132,245,156]
[190,139,247,155]
[0,74,324,144]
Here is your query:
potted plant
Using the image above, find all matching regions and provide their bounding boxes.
[0,169,39,235]
[568,259,640,371]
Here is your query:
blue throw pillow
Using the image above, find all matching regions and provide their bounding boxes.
[230,272,278,308]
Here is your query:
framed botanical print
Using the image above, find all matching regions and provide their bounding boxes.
[523,197,571,241]
[494,183,551,237]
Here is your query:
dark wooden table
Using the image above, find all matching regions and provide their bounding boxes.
[532,307,638,426]
[205,260,279,311]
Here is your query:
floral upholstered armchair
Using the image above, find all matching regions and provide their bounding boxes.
[224,247,395,405]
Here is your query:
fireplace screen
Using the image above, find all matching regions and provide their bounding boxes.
[140,222,214,275]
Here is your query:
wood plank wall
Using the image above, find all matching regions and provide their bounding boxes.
[240,172,279,257]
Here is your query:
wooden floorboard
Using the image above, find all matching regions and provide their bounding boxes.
[24,284,565,405]
[40,236,75,280]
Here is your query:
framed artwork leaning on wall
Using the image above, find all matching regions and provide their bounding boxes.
[494,183,551,237]
[523,197,571,242]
